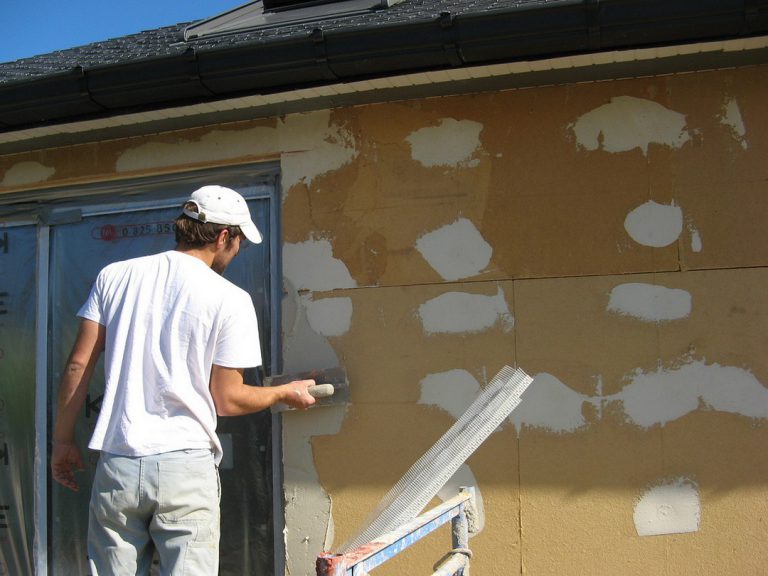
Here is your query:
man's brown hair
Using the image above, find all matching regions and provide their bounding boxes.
[175,201,243,248]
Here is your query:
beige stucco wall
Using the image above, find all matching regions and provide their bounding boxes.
[2,63,767,575]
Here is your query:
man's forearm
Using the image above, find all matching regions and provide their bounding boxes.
[52,319,105,443]
[214,384,283,416]
[53,361,93,443]
[210,365,316,416]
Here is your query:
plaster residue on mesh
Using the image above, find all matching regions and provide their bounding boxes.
[569,95,692,156]
[719,97,748,150]
[634,477,701,536]
[607,283,692,322]
[418,287,513,335]
[624,200,684,248]
[1,160,56,187]
[416,217,493,281]
[406,118,483,168]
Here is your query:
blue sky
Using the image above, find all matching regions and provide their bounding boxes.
[0,0,245,63]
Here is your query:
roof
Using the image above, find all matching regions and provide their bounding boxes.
[1,0,767,136]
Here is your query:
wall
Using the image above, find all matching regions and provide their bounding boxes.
[1,62,766,575]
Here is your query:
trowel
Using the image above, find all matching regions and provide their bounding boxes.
[266,366,350,412]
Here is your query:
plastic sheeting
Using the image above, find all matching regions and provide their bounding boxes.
[47,199,276,575]
[0,225,37,576]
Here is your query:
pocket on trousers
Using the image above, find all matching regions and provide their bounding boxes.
[92,456,137,525]
[156,456,218,525]
[184,540,219,574]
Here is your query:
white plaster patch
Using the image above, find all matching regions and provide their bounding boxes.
[406,118,483,168]
[438,464,486,534]
[283,238,357,292]
[283,406,346,572]
[570,95,691,156]
[279,110,358,190]
[282,284,343,376]
[607,283,692,322]
[116,125,278,172]
[115,110,357,191]
[305,296,353,337]
[1,161,56,187]
[634,478,700,536]
[416,217,492,281]
[281,280,347,572]
[720,98,748,150]
[508,373,589,433]
[418,288,513,335]
[624,200,683,247]
[419,369,483,420]
[618,360,768,428]
[688,224,703,253]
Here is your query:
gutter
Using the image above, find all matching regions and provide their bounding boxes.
[1,0,767,131]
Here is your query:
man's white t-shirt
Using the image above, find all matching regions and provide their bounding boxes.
[78,250,262,464]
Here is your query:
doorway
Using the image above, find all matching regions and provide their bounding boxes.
[0,166,281,575]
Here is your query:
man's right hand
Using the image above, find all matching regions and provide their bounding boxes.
[281,379,317,410]
[51,441,85,492]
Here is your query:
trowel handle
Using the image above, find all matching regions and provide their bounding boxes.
[308,384,335,398]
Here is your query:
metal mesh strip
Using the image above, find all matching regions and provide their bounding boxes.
[341,365,533,552]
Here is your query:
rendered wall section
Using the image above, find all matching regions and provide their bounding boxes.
[0,63,766,576]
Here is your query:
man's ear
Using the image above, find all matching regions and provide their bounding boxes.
[215,228,230,249]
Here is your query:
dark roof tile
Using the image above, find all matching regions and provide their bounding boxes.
[0,0,547,84]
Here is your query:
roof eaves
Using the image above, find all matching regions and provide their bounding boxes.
[2,34,767,154]
[1,0,768,133]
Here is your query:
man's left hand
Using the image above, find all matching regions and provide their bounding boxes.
[51,441,85,492]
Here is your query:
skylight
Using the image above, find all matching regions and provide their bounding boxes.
[185,0,403,40]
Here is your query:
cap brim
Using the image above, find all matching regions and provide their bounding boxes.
[241,221,263,244]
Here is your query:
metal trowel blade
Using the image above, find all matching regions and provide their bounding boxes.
[266,366,350,412]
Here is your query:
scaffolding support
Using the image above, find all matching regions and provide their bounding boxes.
[316,487,475,576]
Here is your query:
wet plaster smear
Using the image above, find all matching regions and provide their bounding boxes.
[1,160,56,187]
[115,109,358,191]
[416,217,493,281]
[281,238,355,573]
[720,97,748,150]
[570,95,691,155]
[607,283,691,322]
[634,478,701,537]
[418,287,513,335]
[407,118,483,168]
[624,200,684,248]
[617,360,768,427]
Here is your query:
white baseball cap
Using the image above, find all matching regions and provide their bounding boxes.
[183,185,262,244]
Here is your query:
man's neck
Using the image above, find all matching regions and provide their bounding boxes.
[175,244,216,268]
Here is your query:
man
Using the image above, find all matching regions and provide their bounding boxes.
[51,185,315,575]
